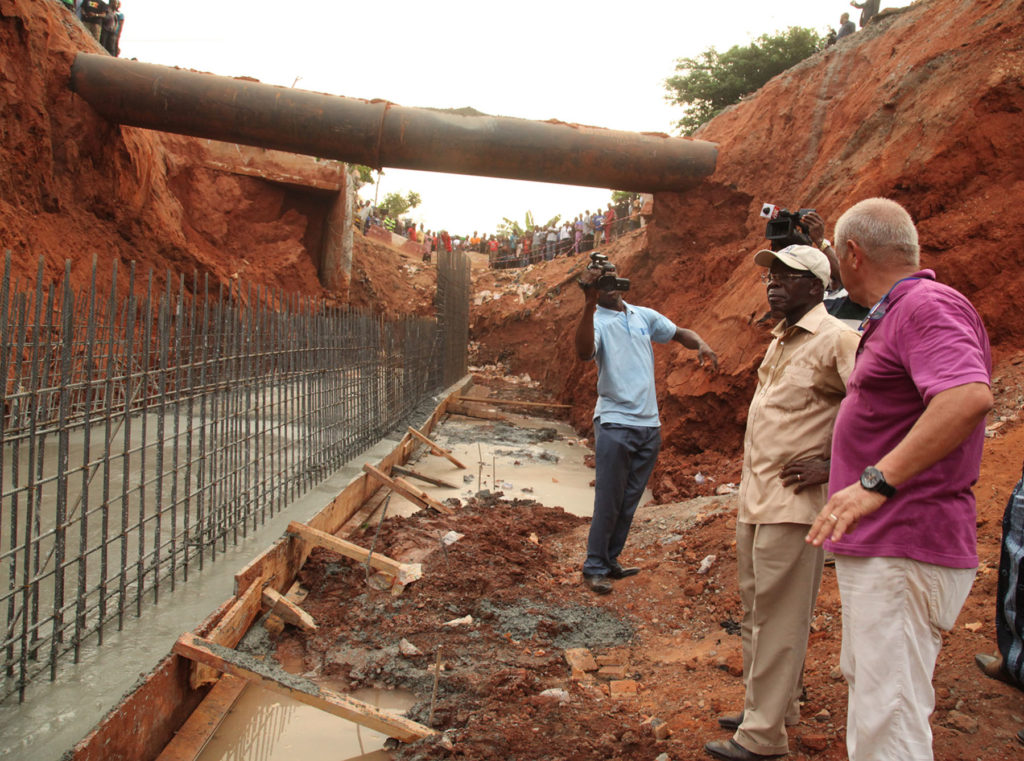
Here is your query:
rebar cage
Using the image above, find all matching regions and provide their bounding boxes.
[0,249,469,700]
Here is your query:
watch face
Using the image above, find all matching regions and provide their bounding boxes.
[861,468,881,489]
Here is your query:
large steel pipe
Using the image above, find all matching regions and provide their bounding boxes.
[70,54,716,192]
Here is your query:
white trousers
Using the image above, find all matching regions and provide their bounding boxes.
[835,555,976,761]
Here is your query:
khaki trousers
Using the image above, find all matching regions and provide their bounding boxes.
[735,522,824,755]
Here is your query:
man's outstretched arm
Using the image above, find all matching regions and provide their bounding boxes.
[673,328,719,370]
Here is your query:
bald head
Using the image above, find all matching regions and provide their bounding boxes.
[835,198,920,267]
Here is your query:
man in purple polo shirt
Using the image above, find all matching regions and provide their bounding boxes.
[807,198,993,761]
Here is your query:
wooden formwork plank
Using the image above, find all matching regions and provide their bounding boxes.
[405,426,467,469]
[288,520,406,577]
[172,633,437,742]
[191,579,264,689]
[447,400,506,421]
[363,464,452,514]
[234,532,305,599]
[340,484,393,535]
[155,675,247,761]
[391,465,458,489]
[264,581,308,636]
[456,395,571,410]
[262,587,316,633]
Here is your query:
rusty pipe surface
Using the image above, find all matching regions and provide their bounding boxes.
[70,54,716,192]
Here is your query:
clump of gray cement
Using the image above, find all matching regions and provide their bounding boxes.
[475,599,634,650]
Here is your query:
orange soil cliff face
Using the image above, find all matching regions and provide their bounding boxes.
[0,0,431,312]
[471,0,1024,497]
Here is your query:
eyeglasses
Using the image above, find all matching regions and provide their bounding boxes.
[760,272,817,284]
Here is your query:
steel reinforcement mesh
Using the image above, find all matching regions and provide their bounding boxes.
[0,250,468,700]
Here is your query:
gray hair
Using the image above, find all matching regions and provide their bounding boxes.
[834,198,919,267]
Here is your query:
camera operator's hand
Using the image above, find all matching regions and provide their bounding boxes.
[577,266,602,293]
[697,341,719,372]
[801,211,826,247]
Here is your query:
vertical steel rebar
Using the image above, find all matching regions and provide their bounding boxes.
[169,274,184,588]
[136,273,153,617]
[182,272,197,581]
[49,262,74,679]
[72,259,99,662]
[118,263,136,630]
[12,293,28,700]
[153,278,168,605]
[0,252,14,677]
[97,259,117,644]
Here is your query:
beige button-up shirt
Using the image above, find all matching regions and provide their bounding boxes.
[738,302,860,525]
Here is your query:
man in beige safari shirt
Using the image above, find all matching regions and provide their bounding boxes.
[706,245,859,761]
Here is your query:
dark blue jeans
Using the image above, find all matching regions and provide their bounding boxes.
[583,420,661,576]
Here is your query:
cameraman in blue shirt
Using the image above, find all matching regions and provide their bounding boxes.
[575,259,717,594]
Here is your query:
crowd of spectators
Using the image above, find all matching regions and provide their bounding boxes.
[357,196,647,270]
[58,0,124,56]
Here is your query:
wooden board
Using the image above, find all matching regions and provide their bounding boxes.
[456,395,571,409]
[363,464,452,514]
[263,580,308,636]
[405,426,468,469]
[172,633,437,742]
[155,675,247,761]
[288,520,405,577]
[262,587,316,632]
[191,579,264,689]
[446,400,506,421]
[391,465,458,489]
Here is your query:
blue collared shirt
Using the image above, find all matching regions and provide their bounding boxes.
[591,302,677,426]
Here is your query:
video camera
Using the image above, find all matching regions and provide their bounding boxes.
[760,203,816,242]
[585,252,630,292]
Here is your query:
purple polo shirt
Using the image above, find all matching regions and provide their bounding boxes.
[827,270,991,568]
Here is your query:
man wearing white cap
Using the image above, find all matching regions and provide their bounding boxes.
[706,245,859,761]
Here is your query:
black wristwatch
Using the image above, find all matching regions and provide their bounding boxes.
[860,466,896,497]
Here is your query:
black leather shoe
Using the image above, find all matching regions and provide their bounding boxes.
[608,562,639,579]
[975,652,1017,686]
[583,573,612,594]
[717,711,744,730]
[704,738,783,760]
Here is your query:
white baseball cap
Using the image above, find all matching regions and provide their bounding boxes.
[753,244,831,289]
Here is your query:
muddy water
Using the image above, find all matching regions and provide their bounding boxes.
[382,414,628,519]
[196,686,415,761]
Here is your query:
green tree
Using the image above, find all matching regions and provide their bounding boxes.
[351,164,376,188]
[498,210,535,237]
[378,191,422,217]
[665,26,824,135]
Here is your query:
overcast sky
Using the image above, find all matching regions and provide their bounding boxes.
[119,1,896,235]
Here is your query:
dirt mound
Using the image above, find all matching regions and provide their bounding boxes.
[0,0,433,314]
[470,0,1024,495]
